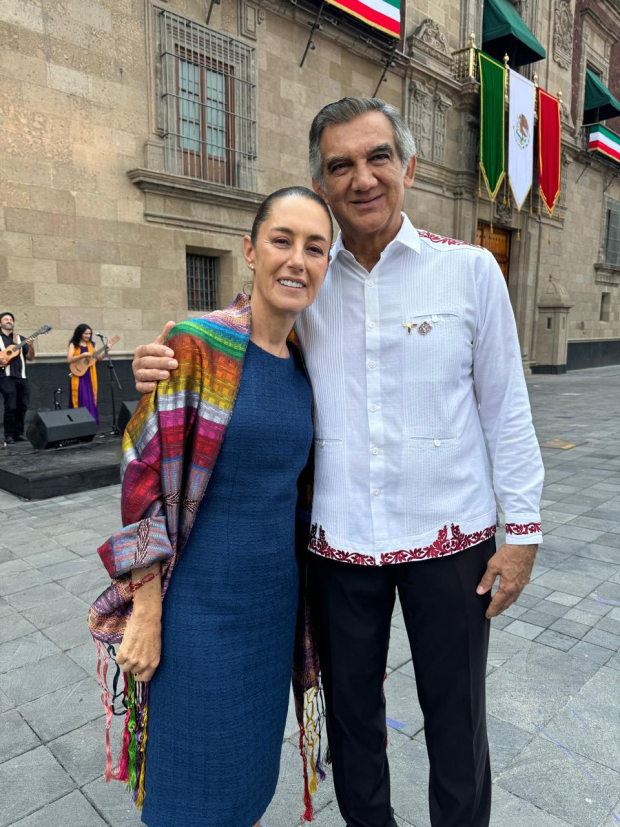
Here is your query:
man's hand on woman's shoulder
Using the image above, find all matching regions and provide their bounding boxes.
[132,321,179,393]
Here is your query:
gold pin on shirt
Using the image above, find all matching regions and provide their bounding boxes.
[402,323,418,335]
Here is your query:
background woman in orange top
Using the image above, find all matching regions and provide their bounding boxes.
[67,324,106,425]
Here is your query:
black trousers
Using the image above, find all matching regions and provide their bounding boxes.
[308,538,495,827]
[0,376,30,439]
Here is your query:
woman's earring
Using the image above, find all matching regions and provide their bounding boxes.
[248,264,254,271]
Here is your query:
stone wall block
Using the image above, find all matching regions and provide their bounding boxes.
[32,236,78,261]
[100,264,141,289]
[34,283,80,307]
[0,232,32,258]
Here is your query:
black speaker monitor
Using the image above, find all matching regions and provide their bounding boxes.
[117,400,139,433]
[27,408,97,449]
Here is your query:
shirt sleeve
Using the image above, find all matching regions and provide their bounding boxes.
[472,251,544,545]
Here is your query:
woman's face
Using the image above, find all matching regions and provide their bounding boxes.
[244,196,331,316]
[83,328,92,341]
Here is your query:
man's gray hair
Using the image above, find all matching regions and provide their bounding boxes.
[309,97,416,185]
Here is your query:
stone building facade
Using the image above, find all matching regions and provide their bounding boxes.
[0,0,619,417]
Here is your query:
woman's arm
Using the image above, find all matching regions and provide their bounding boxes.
[67,344,87,365]
[115,562,162,682]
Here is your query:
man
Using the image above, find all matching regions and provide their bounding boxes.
[0,312,35,446]
[132,98,544,827]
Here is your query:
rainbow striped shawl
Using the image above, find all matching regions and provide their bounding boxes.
[88,294,323,820]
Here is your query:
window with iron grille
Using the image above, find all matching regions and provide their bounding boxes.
[605,199,620,267]
[160,11,257,190]
[186,254,218,312]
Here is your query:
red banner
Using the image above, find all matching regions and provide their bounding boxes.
[537,89,561,216]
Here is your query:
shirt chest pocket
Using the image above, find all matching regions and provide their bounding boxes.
[401,310,463,440]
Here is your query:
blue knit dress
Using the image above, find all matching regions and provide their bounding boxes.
[142,340,314,827]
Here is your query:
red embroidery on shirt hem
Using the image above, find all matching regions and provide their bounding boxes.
[505,522,542,536]
[418,230,484,250]
[309,523,497,566]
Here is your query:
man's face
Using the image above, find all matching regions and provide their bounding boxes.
[312,111,416,240]
[0,315,14,331]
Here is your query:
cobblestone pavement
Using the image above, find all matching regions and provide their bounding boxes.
[1,366,620,827]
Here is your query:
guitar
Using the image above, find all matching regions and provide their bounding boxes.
[0,325,52,367]
[69,335,120,377]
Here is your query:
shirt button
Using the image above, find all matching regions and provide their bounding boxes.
[368,321,376,329]
[432,315,439,322]
[370,404,378,412]
[373,489,381,496]
[434,439,441,447]
[372,447,379,455]
[369,361,377,369]
[367,279,374,287]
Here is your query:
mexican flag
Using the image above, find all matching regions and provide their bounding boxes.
[508,69,535,211]
[325,0,401,38]
[589,124,620,164]
[478,52,506,201]
[538,89,561,216]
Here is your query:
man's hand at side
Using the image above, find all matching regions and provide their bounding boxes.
[476,543,538,618]
[132,321,179,393]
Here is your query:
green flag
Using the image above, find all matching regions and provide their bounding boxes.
[478,52,506,201]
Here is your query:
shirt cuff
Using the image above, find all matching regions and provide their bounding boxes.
[504,520,542,545]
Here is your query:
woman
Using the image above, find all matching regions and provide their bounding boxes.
[89,187,332,827]
[67,324,104,425]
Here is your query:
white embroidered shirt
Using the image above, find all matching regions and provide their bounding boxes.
[295,214,544,566]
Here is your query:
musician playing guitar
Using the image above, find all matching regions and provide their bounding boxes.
[67,324,117,426]
[0,312,35,445]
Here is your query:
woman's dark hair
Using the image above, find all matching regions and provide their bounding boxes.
[250,186,333,245]
[69,324,93,350]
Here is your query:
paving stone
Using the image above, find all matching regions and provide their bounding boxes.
[605,652,620,672]
[380,739,431,827]
[48,717,107,786]
[21,595,90,632]
[0,569,52,598]
[533,600,572,620]
[503,620,545,640]
[59,569,110,603]
[570,602,610,621]
[569,640,614,667]
[554,556,620,579]
[514,592,541,609]
[0,632,60,674]
[487,629,530,668]
[546,591,582,607]
[502,604,527,619]
[546,667,620,773]
[40,558,99,581]
[487,714,533,775]
[569,516,620,535]
[488,784,576,827]
[533,569,606,598]
[8,791,107,827]
[595,615,620,637]
[517,609,555,628]
[5,582,72,612]
[387,624,412,671]
[0,746,75,827]
[496,733,620,827]
[535,630,576,651]
[19,677,104,742]
[384,669,424,737]
[540,510,578,526]
[592,582,620,603]
[26,548,80,569]
[0,559,32,579]
[0,708,40,762]
[43,614,92,651]
[0,613,37,645]
[66,641,98,675]
[490,614,513,630]
[595,534,620,551]
[549,618,591,640]
[0,596,15,618]
[523,583,553,599]
[8,538,64,558]
[0,651,87,706]
[581,628,620,651]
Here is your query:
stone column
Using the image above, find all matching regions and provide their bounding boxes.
[533,276,573,373]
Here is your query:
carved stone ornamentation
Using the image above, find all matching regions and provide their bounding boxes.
[463,113,479,172]
[238,0,264,41]
[411,18,450,56]
[433,92,452,166]
[553,0,573,70]
[495,198,513,226]
[410,80,433,160]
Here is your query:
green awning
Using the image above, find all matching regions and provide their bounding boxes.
[482,0,546,67]
[584,68,620,124]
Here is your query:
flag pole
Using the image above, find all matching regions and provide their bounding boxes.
[300,1,326,68]
[373,42,398,97]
